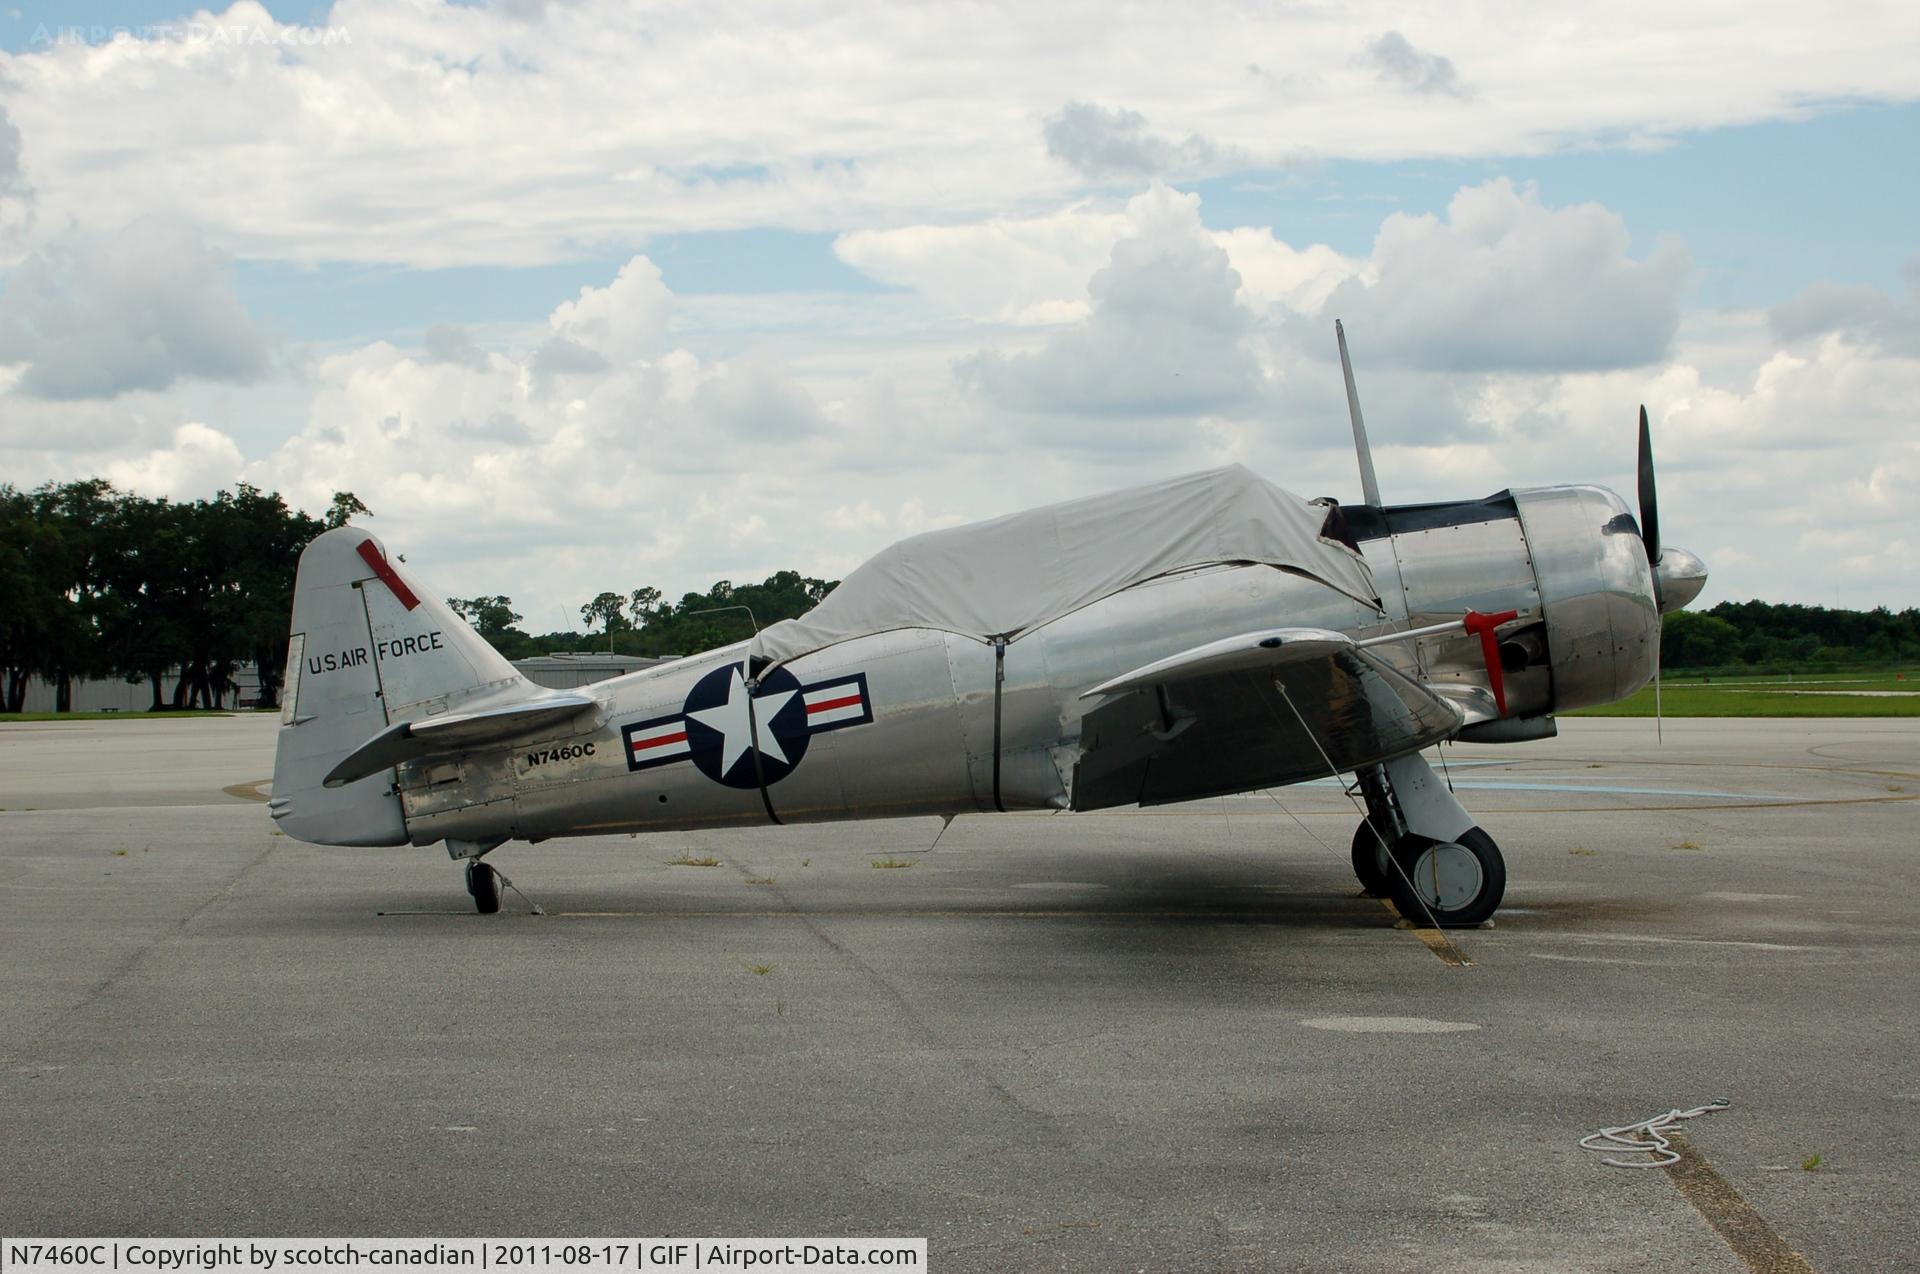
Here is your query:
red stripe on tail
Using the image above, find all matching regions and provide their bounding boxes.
[356,540,421,611]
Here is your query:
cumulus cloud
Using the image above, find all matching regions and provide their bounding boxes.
[835,206,1129,325]
[422,323,493,370]
[686,350,827,442]
[0,103,25,201]
[0,219,271,399]
[836,204,1364,325]
[1213,228,1368,316]
[1319,179,1689,372]
[1042,102,1220,180]
[958,184,1262,417]
[237,253,843,597]
[1358,31,1469,98]
[547,256,673,364]
[102,422,247,499]
[1768,279,1920,355]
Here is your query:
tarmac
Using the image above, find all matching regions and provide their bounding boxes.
[1,713,1915,1271]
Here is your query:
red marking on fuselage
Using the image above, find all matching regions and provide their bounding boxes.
[356,540,421,611]
[806,694,862,714]
[631,730,689,752]
[1462,608,1520,717]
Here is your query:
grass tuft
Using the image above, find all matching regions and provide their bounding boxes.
[1673,839,1703,851]
[668,853,721,867]
[871,856,913,869]
[1569,846,1595,856]
[1801,1153,1822,1172]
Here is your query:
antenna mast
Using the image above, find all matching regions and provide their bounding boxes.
[1335,319,1382,507]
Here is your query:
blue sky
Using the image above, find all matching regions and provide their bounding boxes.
[1,0,1916,616]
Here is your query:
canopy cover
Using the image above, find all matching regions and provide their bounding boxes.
[752,465,1381,668]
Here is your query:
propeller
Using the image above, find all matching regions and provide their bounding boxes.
[1637,404,1661,574]
[1637,405,1664,741]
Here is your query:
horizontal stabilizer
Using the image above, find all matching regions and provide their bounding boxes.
[1080,628,1353,700]
[323,693,599,788]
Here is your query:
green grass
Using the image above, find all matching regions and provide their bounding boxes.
[1570,669,1920,718]
[0,710,239,722]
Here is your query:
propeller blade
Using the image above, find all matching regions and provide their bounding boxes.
[1637,404,1661,567]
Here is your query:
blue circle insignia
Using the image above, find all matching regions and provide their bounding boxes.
[680,663,812,789]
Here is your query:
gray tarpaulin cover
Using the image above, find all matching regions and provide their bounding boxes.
[752,465,1381,667]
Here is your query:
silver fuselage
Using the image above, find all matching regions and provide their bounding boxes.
[395,483,1660,848]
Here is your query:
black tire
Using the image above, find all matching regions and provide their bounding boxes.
[1350,820,1394,896]
[1384,826,1505,928]
[465,860,501,915]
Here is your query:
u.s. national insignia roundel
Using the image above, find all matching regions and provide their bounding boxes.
[623,663,873,789]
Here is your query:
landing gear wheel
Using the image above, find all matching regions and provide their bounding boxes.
[1384,826,1505,928]
[1350,820,1394,896]
[465,860,501,915]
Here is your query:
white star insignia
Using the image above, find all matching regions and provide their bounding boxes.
[685,666,797,778]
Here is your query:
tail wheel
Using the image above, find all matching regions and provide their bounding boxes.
[1385,827,1505,928]
[1350,820,1394,896]
[465,860,501,915]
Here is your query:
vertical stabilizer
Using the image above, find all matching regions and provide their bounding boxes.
[269,527,535,846]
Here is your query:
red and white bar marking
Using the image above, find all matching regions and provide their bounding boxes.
[804,680,867,727]
[627,718,691,761]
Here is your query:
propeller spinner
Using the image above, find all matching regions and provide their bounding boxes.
[1635,405,1708,614]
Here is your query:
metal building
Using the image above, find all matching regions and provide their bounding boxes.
[512,653,674,689]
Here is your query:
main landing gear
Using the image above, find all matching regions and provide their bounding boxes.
[1350,755,1506,928]
[450,838,508,915]
[465,860,501,914]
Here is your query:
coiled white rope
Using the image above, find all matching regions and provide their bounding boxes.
[1580,1098,1730,1167]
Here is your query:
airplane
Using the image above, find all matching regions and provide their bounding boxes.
[269,323,1708,926]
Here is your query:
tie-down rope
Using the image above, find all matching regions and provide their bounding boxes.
[1580,1099,1730,1167]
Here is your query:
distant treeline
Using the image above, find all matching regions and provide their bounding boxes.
[2,477,835,713]
[450,571,838,663]
[0,481,369,712]
[1663,601,1920,671]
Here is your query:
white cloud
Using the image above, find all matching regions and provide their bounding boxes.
[1769,278,1920,355]
[957,183,1264,418]
[1358,31,1469,98]
[1319,179,1690,372]
[0,218,270,399]
[0,102,24,201]
[1213,228,1368,316]
[1,2,1915,266]
[546,256,673,364]
[1042,102,1222,180]
[835,205,1127,325]
[102,422,247,499]
[836,208,1364,324]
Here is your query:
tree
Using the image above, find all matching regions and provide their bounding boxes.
[1661,611,1741,670]
[628,586,665,624]
[323,491,371,529]
[447,596,523,640]
[580,592,627,653]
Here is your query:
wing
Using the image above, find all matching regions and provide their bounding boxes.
[1069,628,1463,812]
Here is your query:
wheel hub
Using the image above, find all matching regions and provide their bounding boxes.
[1408,840,1485,911]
